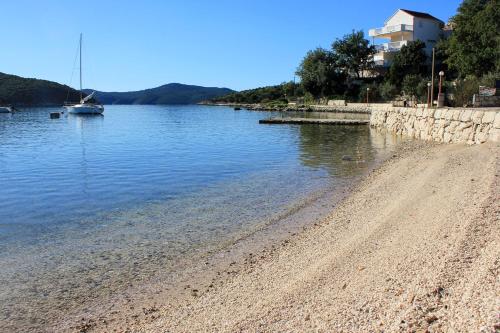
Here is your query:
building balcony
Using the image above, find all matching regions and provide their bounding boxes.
[373,51,398,67]
[368,24,413,38]
[374,40,408,52]
[374,59,390,67]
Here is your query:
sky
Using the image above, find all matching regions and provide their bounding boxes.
[0,0,462,92]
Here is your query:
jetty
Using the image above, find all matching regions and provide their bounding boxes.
[259,118,369,125]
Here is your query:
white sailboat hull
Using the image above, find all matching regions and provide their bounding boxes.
[0,106,12,113]
[65,104,104,114]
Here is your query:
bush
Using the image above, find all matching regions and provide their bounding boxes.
[359,83,382,103]
[401,74,429,103]
[448,75,479,107]
[379,81,398,101]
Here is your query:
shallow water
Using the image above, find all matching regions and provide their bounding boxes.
[0,105,402,331]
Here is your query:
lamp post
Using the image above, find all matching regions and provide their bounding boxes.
[430,48,435,107]
[366,87,370,105]
[427,82,431,108]
[437,71,445,108]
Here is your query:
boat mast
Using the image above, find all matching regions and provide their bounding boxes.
[79,33,82,102]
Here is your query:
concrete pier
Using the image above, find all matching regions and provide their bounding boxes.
[259,118,369,125]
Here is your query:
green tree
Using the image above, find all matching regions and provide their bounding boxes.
[449,73,497,106]
[388,40,428,87]
[379,81,399,101]
[442,0,500,77]
[281,81,299,100]
[359,82,382,103]
[332,30,376,78]
[296,48,345,98]
[402,74,428,102]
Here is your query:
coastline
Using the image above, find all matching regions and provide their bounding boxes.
[200,102,372,113]
[133,141,498,332]
[53,140,499,332]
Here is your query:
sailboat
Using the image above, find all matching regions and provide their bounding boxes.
[0,106,13,113]
[65,34,104,114]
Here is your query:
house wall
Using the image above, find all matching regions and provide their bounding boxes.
[390,32,413,43]
[412,17,443,55]
[385,10,413,26]
[386,11,414,43]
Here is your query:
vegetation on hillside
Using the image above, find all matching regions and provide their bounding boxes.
[85,84,234,105]
[0,72,82,106]
[213,0,499,107]
[0,73,233,106]
[211,82,303,105]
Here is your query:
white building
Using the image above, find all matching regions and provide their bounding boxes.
[369,9,445,67]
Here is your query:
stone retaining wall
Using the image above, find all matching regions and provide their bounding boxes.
[370,106,500,144]
[311,104,373,113]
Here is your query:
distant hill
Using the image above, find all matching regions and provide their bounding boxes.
[0,72,82,106]
[83,84,234,105]
[0,72,234,106]
[210,83,296,104]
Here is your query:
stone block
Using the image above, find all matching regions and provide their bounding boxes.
[448,121,460,134]
[458,121,472,130]
[482,111,496,123]
[494,112,500,129]
[460,109,473,122]
[444,109,453,120]
[488,128,500,142]
[461,127,472,141]
[472,111,484,124]
[476,132,488,144]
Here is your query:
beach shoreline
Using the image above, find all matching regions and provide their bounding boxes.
[53,140,499,332]
[132,141,498,332]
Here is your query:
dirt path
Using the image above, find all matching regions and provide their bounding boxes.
[139,142,499,332]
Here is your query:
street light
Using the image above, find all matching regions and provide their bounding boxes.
[438,71,445,108]
[366,87,370,105]
[427,82,431,107]
[438,71,445,94]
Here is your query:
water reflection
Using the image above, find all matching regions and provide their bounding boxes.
[71,114,104,197]
[297,124,403,178]
[298,125,367,177]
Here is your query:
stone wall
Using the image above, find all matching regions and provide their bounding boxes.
[370,106,500,144]
[327,100,347,106]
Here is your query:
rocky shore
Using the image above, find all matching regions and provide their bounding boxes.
[202,102,372,113]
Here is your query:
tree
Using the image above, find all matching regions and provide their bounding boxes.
[442,0,500,78]
[296,48,345,98]
[401,74,428,102]
[332,30,376,78]
[359,82,382,103]
[387,40,428,87]
[281,81,300,100]
[379,81,399,101]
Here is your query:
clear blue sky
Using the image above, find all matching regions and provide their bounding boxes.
[0,0,461,92]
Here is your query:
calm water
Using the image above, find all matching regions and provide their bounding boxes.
[0,105,402,331]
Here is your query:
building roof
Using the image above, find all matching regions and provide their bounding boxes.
[399,9,444,23]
